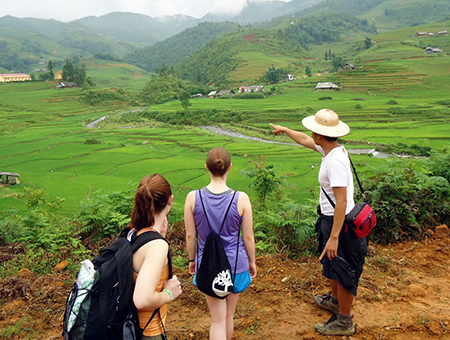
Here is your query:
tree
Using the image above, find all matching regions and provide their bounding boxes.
[62,59,75,81]
[242,157,288,206]
[179,90,191,113]
[364,37,372,49]
[61,59,94,87]
[324,50,328,60]
[265,64,283,84]
[305,66,312,77]
[332,56,344,71]
[47,60,54,80]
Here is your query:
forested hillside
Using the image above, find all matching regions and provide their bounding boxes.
[176,13,377,85]
[202,0,324,23]
[126,22,240,73]
[300,0,450,31]
[74,12,198,44]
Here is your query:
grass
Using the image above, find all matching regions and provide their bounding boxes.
[1,23,450,216]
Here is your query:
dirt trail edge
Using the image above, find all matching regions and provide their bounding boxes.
[1,232,449,340]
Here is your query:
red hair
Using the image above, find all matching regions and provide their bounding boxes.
[131,174,172,230]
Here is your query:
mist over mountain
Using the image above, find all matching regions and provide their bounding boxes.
[1,0,450,75]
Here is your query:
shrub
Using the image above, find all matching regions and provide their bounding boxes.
[387,99,399,105]
[73,190,134,241]
[363,162,450,244]
[84,138,101,144]
[253,199,317,257]
[355,104,363,109]
[233,92,265,99]
[318,96,333,100]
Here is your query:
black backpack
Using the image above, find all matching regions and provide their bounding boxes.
[196,190,239,299]
[63,228,172,340]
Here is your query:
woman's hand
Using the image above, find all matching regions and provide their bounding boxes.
[163,275,182,301]
[189,261,196,275]
[249,261,257,278]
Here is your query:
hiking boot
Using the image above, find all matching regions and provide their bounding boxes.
[314,292,339,314]
[315,313,355,336]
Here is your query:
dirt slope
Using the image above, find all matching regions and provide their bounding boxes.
[1,230,449,340]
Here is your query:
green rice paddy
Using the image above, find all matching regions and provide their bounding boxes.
[1,28,450,216]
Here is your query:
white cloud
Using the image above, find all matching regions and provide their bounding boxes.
[0,0,291,22]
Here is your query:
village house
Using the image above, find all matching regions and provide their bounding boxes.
[217,90,236,97]
[207,90,218,98]
[316,82,339,90]
[285,74,294,81]
[416,32,428,37]
[437,30,449,35]
[0,73,32,82]
[343,63,355,70]
[0,172,20,185]
[55,81,79,89]
[424,47,443,54]
[238,85,264,93]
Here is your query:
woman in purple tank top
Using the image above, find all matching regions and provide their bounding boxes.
[184,147,256,340]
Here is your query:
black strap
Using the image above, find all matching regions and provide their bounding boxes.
[198,189,236,236]
[348,155,364,194]
[322,187,336,209]
[130,229,172,334]
[197,190,240,282]
[321,155,365,209]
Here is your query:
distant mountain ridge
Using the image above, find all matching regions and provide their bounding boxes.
[1,0,450,75]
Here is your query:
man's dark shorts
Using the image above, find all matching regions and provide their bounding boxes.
[316,214,368,296]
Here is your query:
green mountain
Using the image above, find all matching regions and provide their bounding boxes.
[299,0,450,31]
[202,0,324,23]
[74,12,198,44]
[0,25,73,71]
[126,22,240,73]
[176,13,378,86]
[0,13,201,71]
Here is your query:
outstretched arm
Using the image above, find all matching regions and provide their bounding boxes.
[270,123,319,152]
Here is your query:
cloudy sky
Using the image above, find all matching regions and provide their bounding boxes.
[0,0,290,22]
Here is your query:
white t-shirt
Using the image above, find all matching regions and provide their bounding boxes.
[316,145,355,216]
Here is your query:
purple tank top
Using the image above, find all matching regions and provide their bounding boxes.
[194,188,249,274]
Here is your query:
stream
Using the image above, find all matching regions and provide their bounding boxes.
[200,125,392,158]
[86,115,391,158]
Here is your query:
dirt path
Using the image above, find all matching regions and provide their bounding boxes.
[1,231,449,339]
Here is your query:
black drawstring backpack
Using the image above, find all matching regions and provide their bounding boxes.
[196,190,239,299]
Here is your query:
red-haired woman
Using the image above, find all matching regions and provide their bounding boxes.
[130,174,182,340]
[184,147,256,340]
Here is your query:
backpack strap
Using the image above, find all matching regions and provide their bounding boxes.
[321,155,365,210]
[348,155,365,194]
[321,187,336,209]
[129,229,173,334]
[198,190,240,283]
[198,189,236,236]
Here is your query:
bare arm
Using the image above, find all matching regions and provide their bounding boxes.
[133,240,181,310]
[238,192,257,278]
[270,123,319,152]
[184,191,197,275]
[319,186,347,261]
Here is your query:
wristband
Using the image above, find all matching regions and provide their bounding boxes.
[189,259,195,262]
[163,288,173,302]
